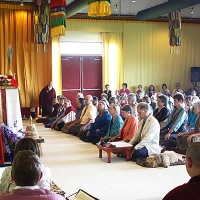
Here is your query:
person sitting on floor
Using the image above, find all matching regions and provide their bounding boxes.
[109,104,138,143]
[176,100,200,153]
[119,83,131,96]
[80,100,112,144]
[53,99,76,131]
[0,138,52,194]
[129,102,162,160]
[160,94,188,148]
[146,85,156,98]
[36,97,59,124]
[163,142,200,200]
[100,104,124,143]
[68,95,97,137]
[184,95,198,131]
[0,150,65,200]
[127,93,138,119]
[44,97,65,128]
[103,84,112,101]
[61,98,85,134]
[153,95,170,126]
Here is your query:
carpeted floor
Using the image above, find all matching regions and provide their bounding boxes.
[28,120,190,200]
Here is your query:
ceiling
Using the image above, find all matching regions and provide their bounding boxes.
[2,0,200,19]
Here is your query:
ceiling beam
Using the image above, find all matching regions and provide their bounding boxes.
[65,0,88,18]
[137,0,200,20]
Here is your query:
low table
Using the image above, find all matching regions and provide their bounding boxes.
[96,143,133,163]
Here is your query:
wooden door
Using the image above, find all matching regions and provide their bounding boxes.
[61,56,102,108]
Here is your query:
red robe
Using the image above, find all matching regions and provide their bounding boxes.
[39,86,56,117]
[163,175,200,200]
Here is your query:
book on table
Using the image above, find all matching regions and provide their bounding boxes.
[67,189,99,200]
[107,141,133,148]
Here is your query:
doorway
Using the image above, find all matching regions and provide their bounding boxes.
[61,56,102,107]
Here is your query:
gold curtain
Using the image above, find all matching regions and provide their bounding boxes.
[102,32,123,93]
[52,36,62,95]
[0,4,52,107]
[123,22,200,92]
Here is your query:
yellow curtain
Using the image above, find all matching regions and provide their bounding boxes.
[102,32,123,93]
[52,36,62,95]
[123,22,200,92]
[0,4,52,107]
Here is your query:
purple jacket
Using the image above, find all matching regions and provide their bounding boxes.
[0,188,65,200]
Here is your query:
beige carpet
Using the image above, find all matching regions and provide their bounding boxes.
[30,120,190,200]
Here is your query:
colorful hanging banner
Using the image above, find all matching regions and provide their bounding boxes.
[88,0,111,17]
[50,0,67,37]
[169,10,181,54]
[34,0,49,44]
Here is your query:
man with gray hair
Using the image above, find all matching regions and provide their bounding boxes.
[0,150,65,200]
[129,102,162,160]
[127,93,138,119]
[68,95,97,136]
[163,142,200,199]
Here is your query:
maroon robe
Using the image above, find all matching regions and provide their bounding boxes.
[163,175,200,200]
[0,188,65,200]
[39,86,56,117]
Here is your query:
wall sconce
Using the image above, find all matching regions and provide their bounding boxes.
[132,0,136,2]
[191,7,194,14]
[115,4,118,11]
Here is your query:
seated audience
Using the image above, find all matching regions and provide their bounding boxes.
[0,150,64,200]
[136,85,145,96]
[176,100,200,152]
[54,99,77,131]
[129,102,162,160]
[50,99,76,131]
[136,90,144,103]
[100,93,109,108]
[184,96,198,131]
[0,138,52,193]
[109,104,138,142]
[164,91,174,111]
[150,94,157,112]
[153,95,170,125]
[80,100,112,144]
[36,97,59,124]
[119,95,128,107]
[171,82,184,97]
[68,95,97,136]
[45,97,65,128]
[160,83,170,95]
[115,90,120,101]
[119,83,131,96]
[61,98,85,133]
[146,85,156,98]
[127,93,138,119]
[185,82,199,96]
[160,94,188,148]
[100,104,124,143]
[92,96,99,109]
[163,142,200,200]
[103,84,112,100]
[109,96,119,105]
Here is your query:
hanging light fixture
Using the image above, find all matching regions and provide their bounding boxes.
[20,0,24,6]
[88,0,111,17]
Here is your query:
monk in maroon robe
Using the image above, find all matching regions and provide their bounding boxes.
[163,142,200,200]
[39,81,56,117]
